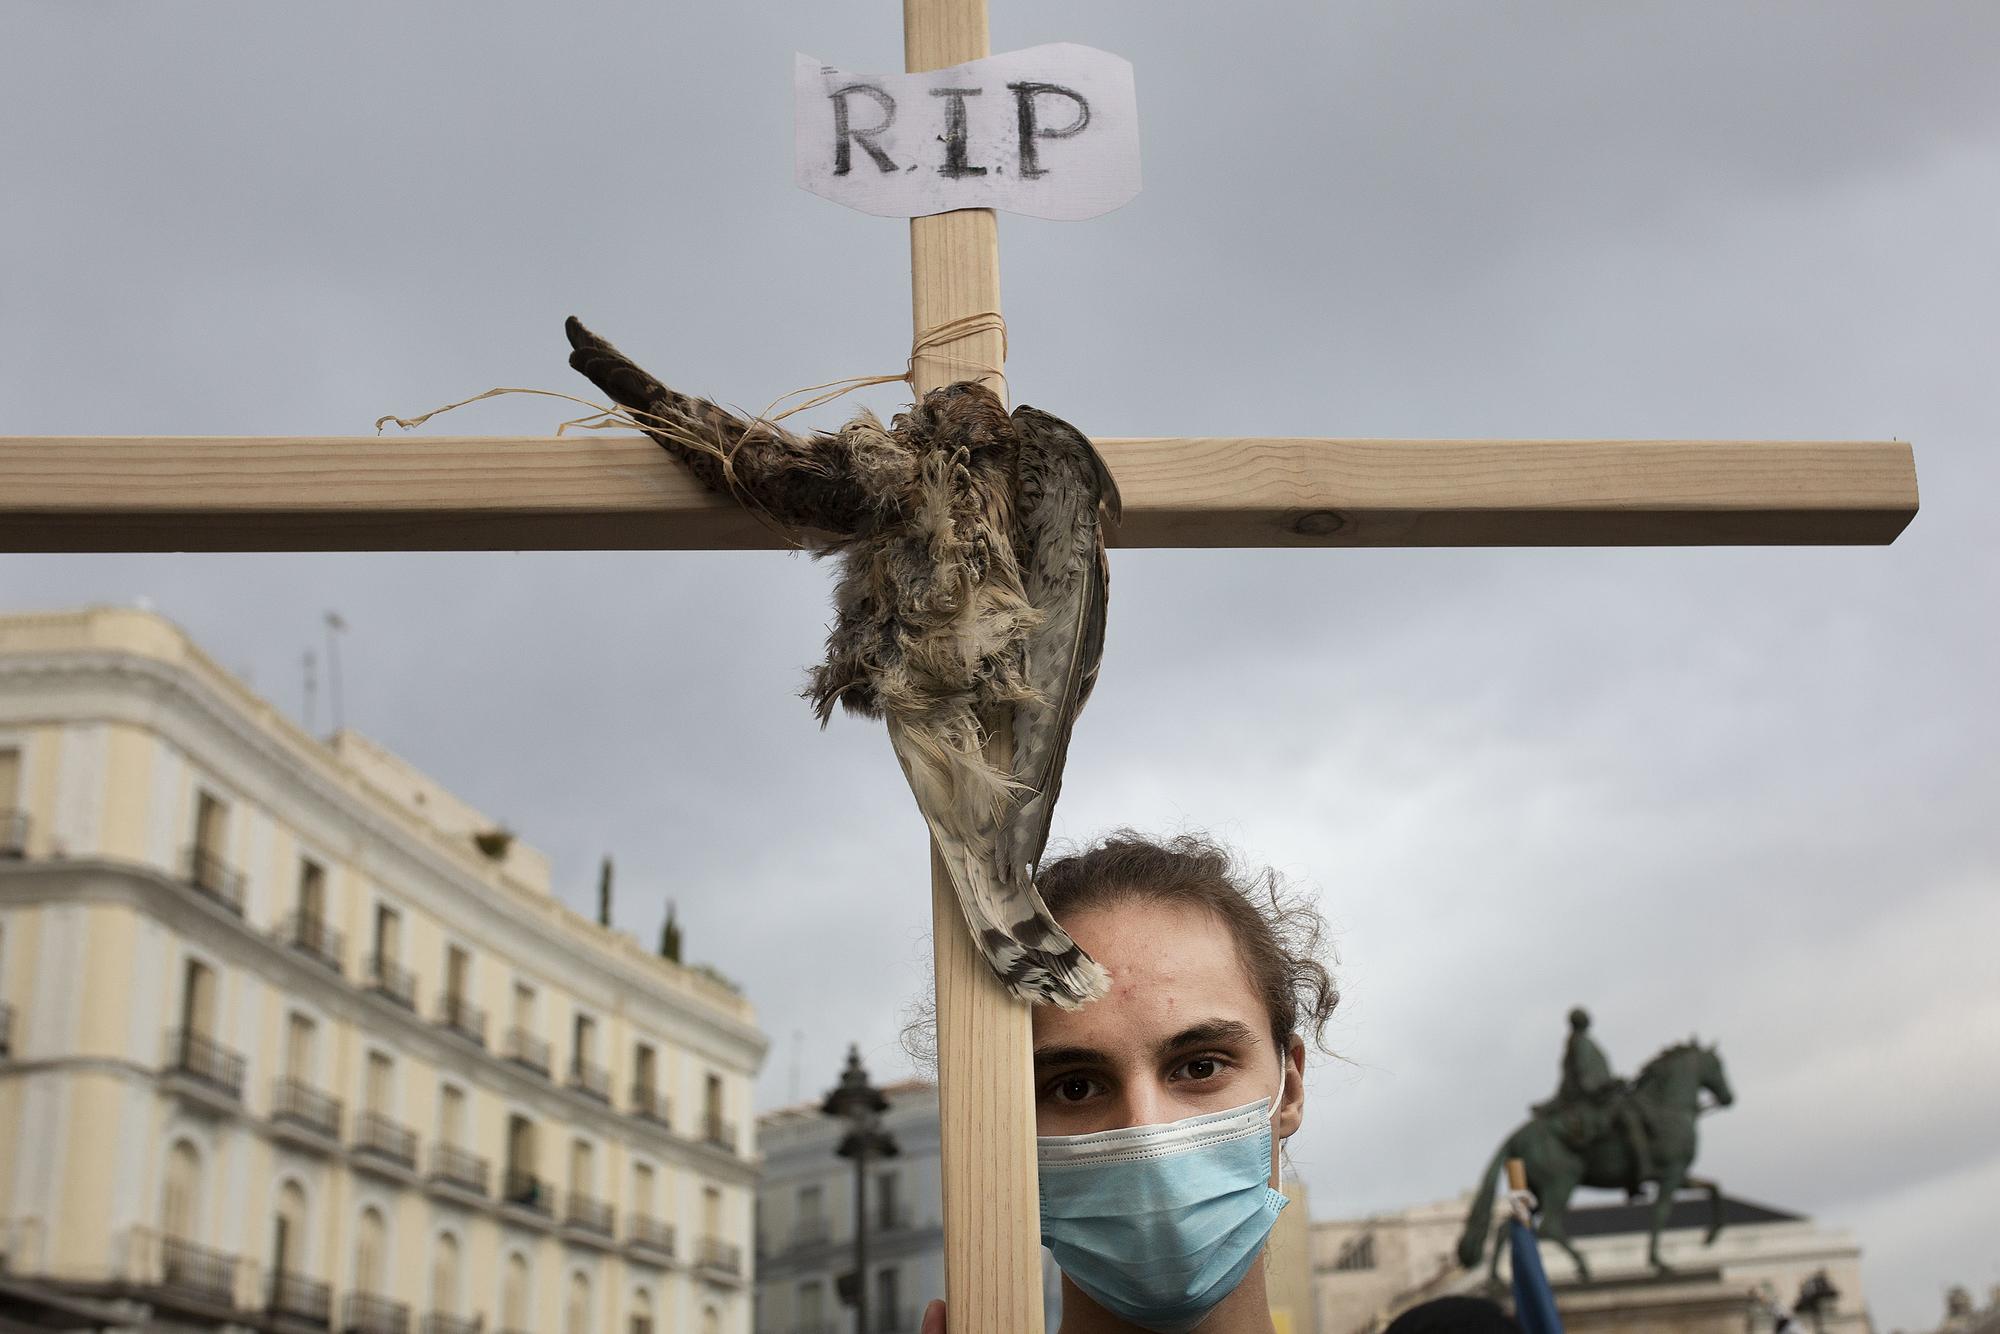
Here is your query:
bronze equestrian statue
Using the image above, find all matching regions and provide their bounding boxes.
[1456,1019,1736,1282]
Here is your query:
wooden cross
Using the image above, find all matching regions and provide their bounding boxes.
[0,2,1916,1332]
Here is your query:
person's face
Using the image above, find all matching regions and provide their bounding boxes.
[1031,898,1305,1161]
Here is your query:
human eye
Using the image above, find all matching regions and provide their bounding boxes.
[1170,1053,1233,1085]
[1040,1071,1105,1106]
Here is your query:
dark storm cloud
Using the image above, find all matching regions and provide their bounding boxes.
[4,3,1996,1326]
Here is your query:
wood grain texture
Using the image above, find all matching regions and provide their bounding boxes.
[0,435,1917,551]
[903,3,1045,1334]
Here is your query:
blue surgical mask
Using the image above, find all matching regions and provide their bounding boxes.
[1038,1069,1289,1334]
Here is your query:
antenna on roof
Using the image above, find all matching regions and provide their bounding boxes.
[303,650,318,733]
[323,611,347,736]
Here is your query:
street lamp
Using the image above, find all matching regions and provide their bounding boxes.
[821,1045,899,1334]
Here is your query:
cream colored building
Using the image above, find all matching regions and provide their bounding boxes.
[0,606,768,1334]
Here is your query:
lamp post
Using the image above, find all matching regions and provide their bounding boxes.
[821,1045,899,1334]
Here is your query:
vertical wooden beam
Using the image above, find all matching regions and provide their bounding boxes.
[905,4,1043,1334]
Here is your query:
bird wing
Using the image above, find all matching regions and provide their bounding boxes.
[887,713,1109,1010]
[565,315,869,537]
[1004,404,1117,879]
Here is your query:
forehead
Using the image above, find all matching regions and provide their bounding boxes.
[1033,897,1267,1050]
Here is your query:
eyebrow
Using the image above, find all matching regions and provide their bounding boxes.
[1032,1017,1259,1072]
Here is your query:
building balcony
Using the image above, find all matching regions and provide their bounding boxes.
[278,912,345,972]
[504,1027,550,1077]
[426,1143,490,1199]
[702,1111,739,1153]
[342,1292,412,1334]
[562,1190,615,1245]
[421,1315,481,1334]
[270,1077,343,1150]
[158,1234,241,1309]
[352,1111,418,1176]
[435,993,486,1047]
[269,1270,333,1328]
[695,1235,743,1281]
[181,843,246,915]
[630,1083,671,1126]
[161,1027,245,1109]
[789,1217,831,1252]
[362,954,416,1009]
[0,808,28,858]
[501,1169,552,1214]
[626,1214,676,1264]
[567,1058,610,1102]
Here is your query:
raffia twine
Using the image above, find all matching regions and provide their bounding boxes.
[373,312,1006,545]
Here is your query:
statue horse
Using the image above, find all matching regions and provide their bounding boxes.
[1455,1040,1734,1281]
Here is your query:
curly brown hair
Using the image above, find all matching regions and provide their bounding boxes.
[1034,830,1341,1054]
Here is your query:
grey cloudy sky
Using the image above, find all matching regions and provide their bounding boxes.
[5,2,1997,1328]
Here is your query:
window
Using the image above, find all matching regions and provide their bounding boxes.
[431,1233,462,1316]
[512,982,535,1029]
[272,1180,307,1278]
[799,1281,825,1329]
[353,1207,386,1295]
[364,1051,393,1114]
[633,1042,657,1113]
[875,1268,900,1334]
[193,790,227,861]
[439,1084,467,1148]
[180,958,216,1038]
[569,1139,594,1195]
[797,1184,825,1245]
[565,1272,592,1334]
[0,746,24,856]
[284,1014,315,1079]
[502,1254,530,1332]
[703,1185,722,1239]
[630,1287,655,1334]
[373,903,401,965]
[506,1115,539,1203]
[633,1162,655,1215]
[1334,1231,1375,1272]
[297,858,326,921]
[161,1140,202,1241]
[573,1013,596,1069]
[445,945,470,1002]
[877,1169,899,1230]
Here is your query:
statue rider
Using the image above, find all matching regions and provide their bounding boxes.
[1538,1007,1655,1193]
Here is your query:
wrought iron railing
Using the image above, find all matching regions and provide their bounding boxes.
[342,1291,411,1334]
[269,1269,332,1326]
[182,843,246,914]
[362,954,416,1008]
[567,1058,610,1101]
[695,1236,743,1274]
[0,998,13,1058]
[703,1111,739,1152]
[505,1027,550,1076]
[271,1077,343,1139]
[428,1143,490,1195]
[435,993,486,1046]
[280,913,344,972]
[630,1083,670,1123]
[353,1111,418,1169]
[0,809,28,858]
[501,1169,550,1212]
[163,1028,246,1100]
[160,1234,239,1305]
[790,1216,831,1251]
[420,1314,480,1334]
[564,1190,614,1236]
[627,1214,676,1257]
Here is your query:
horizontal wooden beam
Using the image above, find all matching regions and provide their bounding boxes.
[0,434,1916,552]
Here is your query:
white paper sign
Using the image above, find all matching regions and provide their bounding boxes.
[793,43,1140,221]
